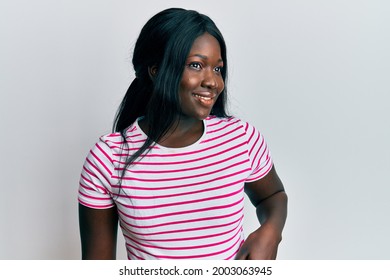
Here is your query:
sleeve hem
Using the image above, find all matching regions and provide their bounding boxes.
[244,161,274,183]
[78,199,116,210]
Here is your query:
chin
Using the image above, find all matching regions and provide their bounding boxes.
[196,111,212,120]
[180,108,213,121]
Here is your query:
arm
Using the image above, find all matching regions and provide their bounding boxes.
[79,203,119,260]
[235,165,288,260]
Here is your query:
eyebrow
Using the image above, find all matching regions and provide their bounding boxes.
[191,54,223,62]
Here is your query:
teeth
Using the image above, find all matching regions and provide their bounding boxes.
[194,94,211,100]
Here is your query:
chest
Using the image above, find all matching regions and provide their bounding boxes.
[114,144,251,222]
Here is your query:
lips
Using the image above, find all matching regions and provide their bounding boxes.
[193,94,212,100]
[192,92,216,106]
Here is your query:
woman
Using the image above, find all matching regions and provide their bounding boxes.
[78,8,287,260]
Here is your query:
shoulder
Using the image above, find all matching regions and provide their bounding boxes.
[206,115,259,136]
[98,122,143,149]
[99,122,137,144]
[99,132,124,146]
[206,115,245,128]
[82,122,142,168]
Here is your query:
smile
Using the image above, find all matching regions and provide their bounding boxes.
[193,94,212,101]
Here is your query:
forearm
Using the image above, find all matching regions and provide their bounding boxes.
[236,191,287,260]
[255,191,288,241]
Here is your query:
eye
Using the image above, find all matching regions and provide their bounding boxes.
[214,66,223,73]
[188,62,202,70]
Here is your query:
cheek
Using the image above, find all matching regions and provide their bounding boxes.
[218,78,225,93]
[181,76,199,91]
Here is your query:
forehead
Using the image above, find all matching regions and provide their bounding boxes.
[188,33,221,57]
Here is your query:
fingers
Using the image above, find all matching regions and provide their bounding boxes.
[235,247,277,260]
[234,248,248,260]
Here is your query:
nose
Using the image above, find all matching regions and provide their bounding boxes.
[201,68,218,89]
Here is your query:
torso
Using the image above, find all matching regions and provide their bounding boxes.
[78,116,273,259]
[111,116,250,259]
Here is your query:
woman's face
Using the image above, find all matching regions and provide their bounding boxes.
[178,32,225,121]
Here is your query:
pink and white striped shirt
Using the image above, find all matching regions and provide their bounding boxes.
[78,116,273,260]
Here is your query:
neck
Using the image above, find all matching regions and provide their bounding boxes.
[170,116,203,133]
[139,116,205,148]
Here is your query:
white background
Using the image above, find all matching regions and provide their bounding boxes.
[1,0,389,259]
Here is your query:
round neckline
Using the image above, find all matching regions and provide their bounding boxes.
[135,117,207,151]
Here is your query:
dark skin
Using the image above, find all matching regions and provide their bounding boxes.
[236,166,287,259]
[79,33,287,259]
[79,204,118,259]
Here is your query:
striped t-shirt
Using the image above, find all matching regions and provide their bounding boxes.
[78,116,273,260]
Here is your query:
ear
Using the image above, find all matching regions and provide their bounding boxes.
[148,66,158,80]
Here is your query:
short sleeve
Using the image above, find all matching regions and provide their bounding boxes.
[243,122,273,182]
[78,139,116,209]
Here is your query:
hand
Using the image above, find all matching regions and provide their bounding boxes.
[235,224,281,260]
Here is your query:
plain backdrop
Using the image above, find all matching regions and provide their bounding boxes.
[1,0,389,259]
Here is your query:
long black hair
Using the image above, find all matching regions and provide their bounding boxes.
[113,8,229,171]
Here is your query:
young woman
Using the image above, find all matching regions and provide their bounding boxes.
[78,8,287,260]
